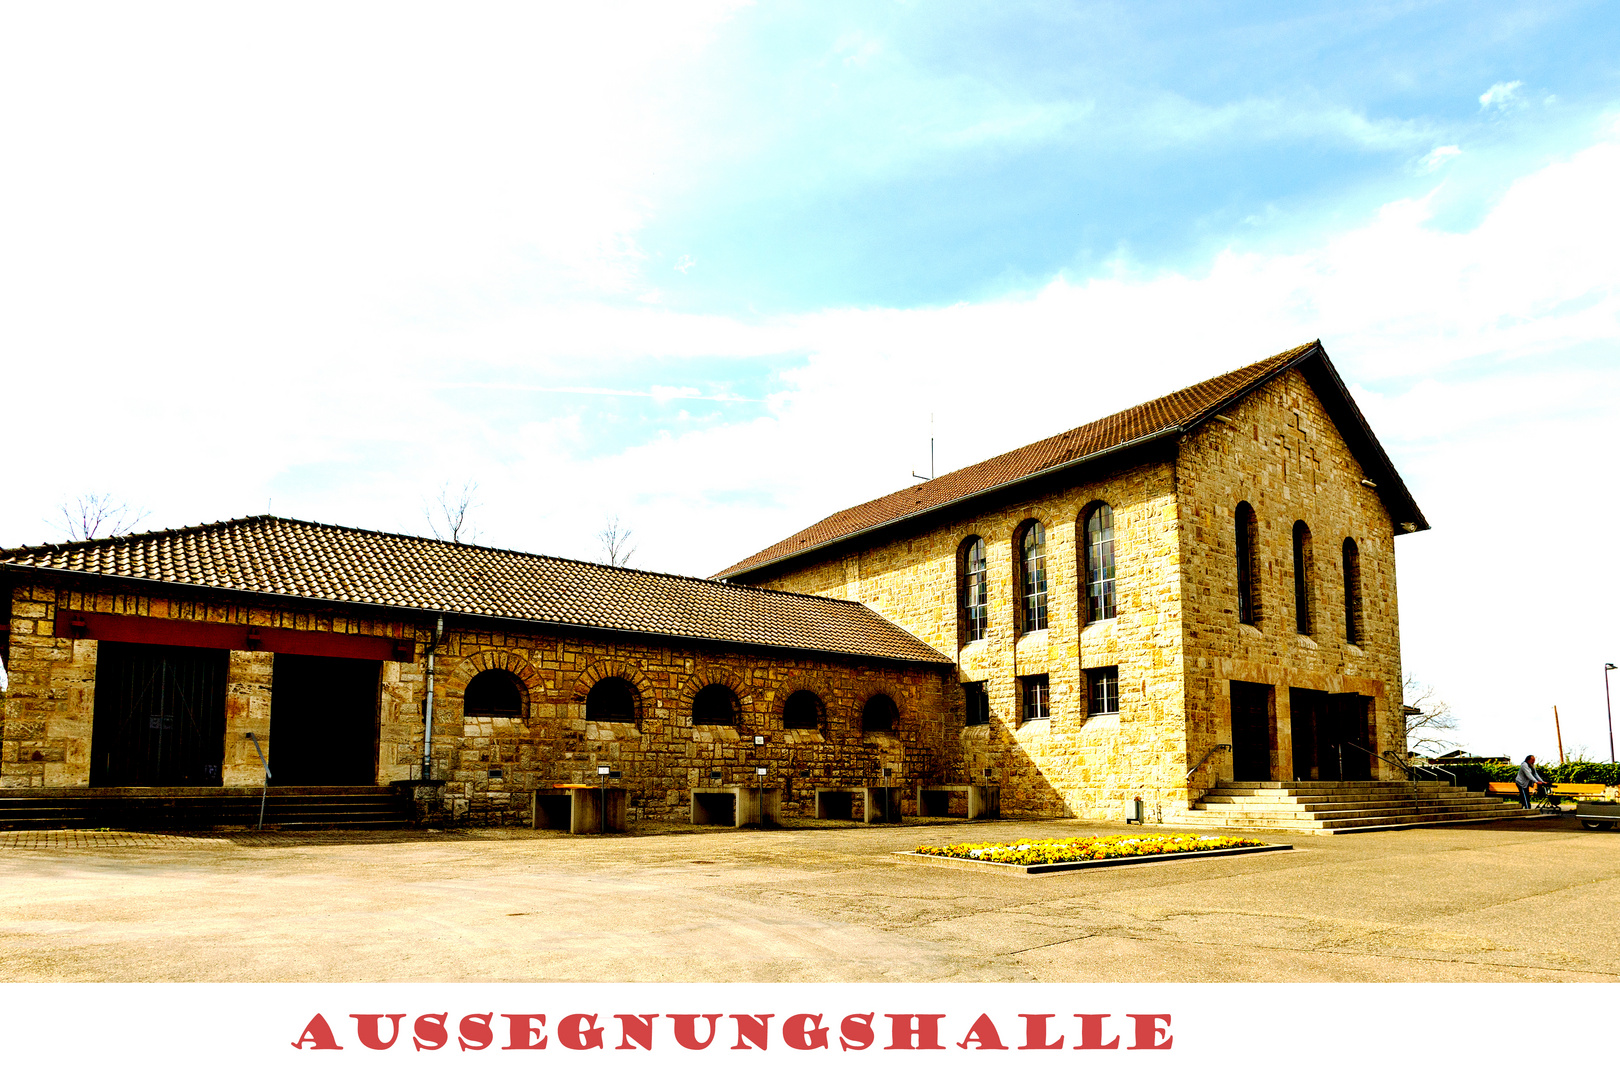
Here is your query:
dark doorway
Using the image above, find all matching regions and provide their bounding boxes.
[1290,688,1373,781]
[1229,681,1273,781]
[269,654,380,786]
[1290,688,1325,780]
[1329,694,1374,781]
[91,642,227,787]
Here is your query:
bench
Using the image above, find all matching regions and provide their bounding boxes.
[532,784,626,833]
[813,786,902,823]
[1485,781,1610,807]
[690,786,780,827]
[915,784,1000,820]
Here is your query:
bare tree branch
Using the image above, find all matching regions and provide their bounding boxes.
[426,481,480,545]
[54,494,148,542]
[597,515,637,568]
[1404,674,1461,757]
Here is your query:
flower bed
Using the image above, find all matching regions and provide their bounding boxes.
[914,834,1268,866]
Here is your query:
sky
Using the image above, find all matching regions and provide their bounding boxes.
[2,1,1617,759]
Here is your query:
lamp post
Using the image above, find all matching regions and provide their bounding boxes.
[1605,663,1616,765]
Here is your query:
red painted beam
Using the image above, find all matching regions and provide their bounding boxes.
[54,610,415,662]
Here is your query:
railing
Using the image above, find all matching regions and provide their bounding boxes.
[1186,743,1232,781]
[245,732,271,829]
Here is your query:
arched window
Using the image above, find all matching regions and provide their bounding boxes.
[1083,503,1116,622]
[586,676,638,723]
[782,689,824,730]
[692,684,738,724]
[464,669,525,717]
[959,536,988,643]
[1292,521,1314,636]
[1019,521,1048,633]
[861,693,898,733]
[1342,537,1362,645]
[1235,501,1260,625]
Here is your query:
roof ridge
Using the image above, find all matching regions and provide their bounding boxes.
[714,341,1319,578]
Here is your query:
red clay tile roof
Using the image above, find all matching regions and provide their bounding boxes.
[716,340,1419,580]
[0,517,950,665]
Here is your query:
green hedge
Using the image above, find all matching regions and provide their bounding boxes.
[1430,760,1620,791]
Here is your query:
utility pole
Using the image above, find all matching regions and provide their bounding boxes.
[1605,663,1616,764]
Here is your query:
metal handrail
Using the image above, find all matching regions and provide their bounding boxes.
[1186,743,1231,781]
[245,732,271,829]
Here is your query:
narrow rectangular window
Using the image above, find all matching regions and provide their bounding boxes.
[1342,537,1362,645]
[1235,501,1259,625]
[1021,675,1050,722]
[1086,666,1119,716]
[1085,504,1116,622]
[963,681,989,726]
[1293,521,1313,636]
[1021,522,1048,632]
[961,537,988,643]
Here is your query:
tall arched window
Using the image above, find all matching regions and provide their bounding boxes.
[586,677,638,723]
[1019,520,1048,633]
[782,690,824,730]
[464,669,525,717]
[1292,521,1314,636]
[861,693,898,732]
[1235,501,1260,625]
[1342,537,1362,645]
[1083,503,1116,622]
[959,536,988,643]
[692,684,738,724]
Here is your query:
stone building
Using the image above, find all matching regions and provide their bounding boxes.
[3,340,1473,825]
[0,518,954,821]
[718,341,1431,819]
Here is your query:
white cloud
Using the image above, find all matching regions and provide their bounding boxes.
[1417,145,1462,173]
[1479,80,1523,110]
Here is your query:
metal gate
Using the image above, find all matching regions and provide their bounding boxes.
[90,641,227,786]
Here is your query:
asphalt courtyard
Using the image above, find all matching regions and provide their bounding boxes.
[1,814,1616,982]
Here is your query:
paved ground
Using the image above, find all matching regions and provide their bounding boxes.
[1,814,1616,982]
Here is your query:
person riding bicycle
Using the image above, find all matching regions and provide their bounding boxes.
[1515,754,1551,811]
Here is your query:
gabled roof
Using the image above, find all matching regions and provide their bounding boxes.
[0,516,951,666]
[717,341,1427,580]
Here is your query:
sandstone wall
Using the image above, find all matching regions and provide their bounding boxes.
[755,458,1191,820]
[0,576,953,823]
[1174,367,1407,794]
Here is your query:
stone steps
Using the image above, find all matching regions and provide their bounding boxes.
[0,789,413,831]
[1177,780,1538,833]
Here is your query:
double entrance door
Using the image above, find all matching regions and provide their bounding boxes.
[1290,689,1373,781]
[91,641,227,786]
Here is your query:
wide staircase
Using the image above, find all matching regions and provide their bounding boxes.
[1176,780,1540,833]
[0,786,413,831]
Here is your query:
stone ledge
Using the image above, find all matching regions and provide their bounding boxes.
[893,842,1295,875]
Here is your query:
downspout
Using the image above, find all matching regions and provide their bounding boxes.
[423,614,444,780]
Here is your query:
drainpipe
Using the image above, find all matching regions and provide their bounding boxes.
[423,615,444,780]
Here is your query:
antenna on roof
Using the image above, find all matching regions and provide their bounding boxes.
[911,413,934,482]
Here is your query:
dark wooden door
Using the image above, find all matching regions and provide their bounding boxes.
[91,642,227,786]
[1230,681,1272,781]
[269,654,380,785]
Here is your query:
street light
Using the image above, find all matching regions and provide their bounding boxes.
[1605,663,1616,765]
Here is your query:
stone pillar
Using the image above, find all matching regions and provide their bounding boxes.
[224,650,274,786]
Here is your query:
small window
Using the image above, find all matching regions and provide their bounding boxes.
[861,693,898,732]
[782,689,824,730]
[1293,521,1314,636]
[1342,537,1362,645]
[1019,521,1048,633]
[1086,666,1119,716]
[586,676,637,723]
[960,536,988,643]
[963,682,989,726]
[1235,501,1260,625]
[1021,675,1050,722]
[1084,503,1116,622]
[693,683,739,724]
[464,669,524,717]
